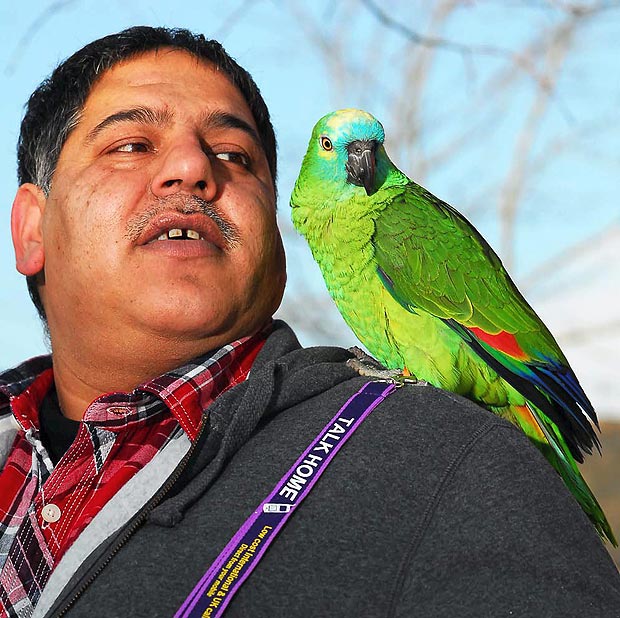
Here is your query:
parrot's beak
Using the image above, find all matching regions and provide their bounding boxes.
[345,140,377,195]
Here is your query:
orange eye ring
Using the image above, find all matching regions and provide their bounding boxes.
[320,136,333,151]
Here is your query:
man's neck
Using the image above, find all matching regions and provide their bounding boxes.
[44,310,270,421]
[49,337,220,421]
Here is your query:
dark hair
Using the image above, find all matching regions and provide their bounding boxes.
[17,26,278,323]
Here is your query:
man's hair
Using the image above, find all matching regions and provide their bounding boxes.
[17,26,278,323]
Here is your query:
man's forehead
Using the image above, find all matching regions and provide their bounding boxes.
[94,48,216,87]
[78,49,253,126]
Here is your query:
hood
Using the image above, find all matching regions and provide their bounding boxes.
[148,320,355,526]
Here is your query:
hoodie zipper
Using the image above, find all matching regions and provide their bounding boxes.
[55,424,205,617]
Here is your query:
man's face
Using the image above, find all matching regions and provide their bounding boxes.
[33,50,285,354]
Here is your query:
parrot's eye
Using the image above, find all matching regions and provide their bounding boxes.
[320,136,333,151]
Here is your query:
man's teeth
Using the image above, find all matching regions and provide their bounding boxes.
[156,229,202,241]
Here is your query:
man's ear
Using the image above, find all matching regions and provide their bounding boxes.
[11,183,47,276]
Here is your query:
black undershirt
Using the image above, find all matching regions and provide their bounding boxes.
[38,388,80,465]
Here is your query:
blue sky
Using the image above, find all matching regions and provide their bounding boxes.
[1,1,618,409]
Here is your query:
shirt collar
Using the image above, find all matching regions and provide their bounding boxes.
[139,327,268,440]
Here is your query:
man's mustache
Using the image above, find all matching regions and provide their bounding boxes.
[125,195,241,248]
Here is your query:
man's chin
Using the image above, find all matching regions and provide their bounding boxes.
[139,312,239,344]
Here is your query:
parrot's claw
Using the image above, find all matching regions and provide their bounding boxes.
[346,347,427,387]
[347,346,386,370]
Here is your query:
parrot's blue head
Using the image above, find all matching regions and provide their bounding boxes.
[306,109,387,195]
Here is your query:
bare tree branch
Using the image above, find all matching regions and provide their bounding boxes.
[360,0,550,87]
[216,0,256,39]
[559,320,620,345]
[361,0,517,58]
[388,0,460,180]
[521,222,620,292]
[5,0,78,75]
[498,16,576,269]
[286,2,350,101]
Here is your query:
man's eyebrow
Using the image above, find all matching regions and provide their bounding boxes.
[84,106,173,144]
[202,110,262,147]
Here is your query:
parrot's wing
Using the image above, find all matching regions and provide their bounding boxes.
[372,183,598,456]
[373,184,545,351]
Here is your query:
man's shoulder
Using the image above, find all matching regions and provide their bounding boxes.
[264,320,506,417]
[260,346,523,484]
[254,324,533,476]
[278,356,514,445]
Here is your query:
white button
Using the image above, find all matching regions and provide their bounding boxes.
[42,503,62,523]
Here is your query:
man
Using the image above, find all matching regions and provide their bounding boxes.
[1,26,619,618]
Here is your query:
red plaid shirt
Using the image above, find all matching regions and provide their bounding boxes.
[0,330,266,616]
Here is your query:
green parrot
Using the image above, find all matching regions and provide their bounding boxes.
[290,108,616,545]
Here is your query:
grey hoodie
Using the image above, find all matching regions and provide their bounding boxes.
[38,321,620,617]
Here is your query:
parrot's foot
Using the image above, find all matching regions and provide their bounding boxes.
[346,347,427,387]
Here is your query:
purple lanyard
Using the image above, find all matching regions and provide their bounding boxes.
[175,381,396,618]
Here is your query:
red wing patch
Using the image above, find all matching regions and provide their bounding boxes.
[469,327,528,360]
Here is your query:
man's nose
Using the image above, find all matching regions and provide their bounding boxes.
[151,139,218,202]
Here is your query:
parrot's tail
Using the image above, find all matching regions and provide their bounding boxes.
[513,403,617,546]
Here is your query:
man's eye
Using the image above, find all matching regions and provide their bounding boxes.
[113,142,149,153]
[215,151,250,168]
